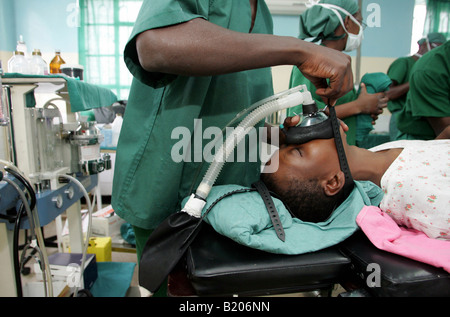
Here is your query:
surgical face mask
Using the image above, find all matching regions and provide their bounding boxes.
[343,17,364,51]
[313,3,364,52]
[416,38,439,58]
[426,39,439,52]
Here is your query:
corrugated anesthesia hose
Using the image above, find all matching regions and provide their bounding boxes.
[182,85,313,218]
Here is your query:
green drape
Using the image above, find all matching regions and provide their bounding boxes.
[424,0,450,39]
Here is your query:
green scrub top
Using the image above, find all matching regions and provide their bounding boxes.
[287,66,358,145]
[112,0,275,230]
[396,41,450,140]
[386,56,417,114]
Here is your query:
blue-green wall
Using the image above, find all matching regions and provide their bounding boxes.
[0,0,77,52]
[1,0,415,58]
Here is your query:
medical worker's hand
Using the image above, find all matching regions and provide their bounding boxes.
[278,115,348,145]
[356,83,388,124]
[295,44,354,106]
[136,18,353,104]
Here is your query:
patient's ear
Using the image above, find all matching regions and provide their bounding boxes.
[322,171,345,197]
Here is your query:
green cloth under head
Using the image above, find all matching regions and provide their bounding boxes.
[298,0,359,41]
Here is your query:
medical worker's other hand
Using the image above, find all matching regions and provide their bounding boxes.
[278,115,348,145]
[296,44,353,106]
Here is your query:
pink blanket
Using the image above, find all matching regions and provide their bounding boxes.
[356,206,450,273]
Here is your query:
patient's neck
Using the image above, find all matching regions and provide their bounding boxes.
[345,145,403,187]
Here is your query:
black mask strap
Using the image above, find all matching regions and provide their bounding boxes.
[328,105,354,200]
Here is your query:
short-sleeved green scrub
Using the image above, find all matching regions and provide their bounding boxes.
[396,40,450,140]
[386,56,417,140]
[287,66,358,145]
[112,0,275,230]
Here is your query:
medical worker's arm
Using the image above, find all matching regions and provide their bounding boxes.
[428,117,450,137]
[136,18,353,104]
[386,82,410,100]
[435,125,450,139]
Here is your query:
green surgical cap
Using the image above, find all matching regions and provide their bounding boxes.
[298,0,359,41]
[418,32,447,45]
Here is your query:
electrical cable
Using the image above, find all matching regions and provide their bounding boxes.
[57,174,93,297]
[3,176,52,297]
[2,163,94,296]
[13,203,25,297]
[0,171,24,297]
[3,167,53,297]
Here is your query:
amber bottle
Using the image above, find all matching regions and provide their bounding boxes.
[49,50,66,74]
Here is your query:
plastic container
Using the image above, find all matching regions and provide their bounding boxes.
[29,49,49,75]
[49,50,66,74]
[8,51,30,74]
[100,124,113,148]
[0,60,8,126]
[111,114,123,147]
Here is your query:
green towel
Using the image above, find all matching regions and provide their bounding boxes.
[3,73,117,112]
[184,181,383,255]
[356,72,392,139]
[356,72,392,146]
[89,262,136,297]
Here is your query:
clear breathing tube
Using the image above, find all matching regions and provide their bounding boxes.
[182,85,314,217]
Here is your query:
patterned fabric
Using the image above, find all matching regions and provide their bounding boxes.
[371,140,450,240]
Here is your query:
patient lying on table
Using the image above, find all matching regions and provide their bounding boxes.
[261,124,450,241]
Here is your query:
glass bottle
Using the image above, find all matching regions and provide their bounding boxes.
[49,50,66,74]
[8,51,29,74]
[30,49,49,75]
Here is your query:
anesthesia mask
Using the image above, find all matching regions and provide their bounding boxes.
[282,103,355,201]
[283,102,333,145]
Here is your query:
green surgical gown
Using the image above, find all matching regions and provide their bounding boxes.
[112,0,275,230]
[386,56,417,140]
[386,56,417,114]
[396,40,450,140]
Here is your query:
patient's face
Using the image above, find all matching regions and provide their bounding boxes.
[268,137,341,185]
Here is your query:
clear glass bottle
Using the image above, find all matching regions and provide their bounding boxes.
[8,51,29,74]
[30,49,49,75]
[49,50,66,74]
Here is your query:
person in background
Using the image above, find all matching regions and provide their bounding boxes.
[386,32,446,140]
[396,40,450,140]
[287,0,387,147]
[111,0,354,296]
